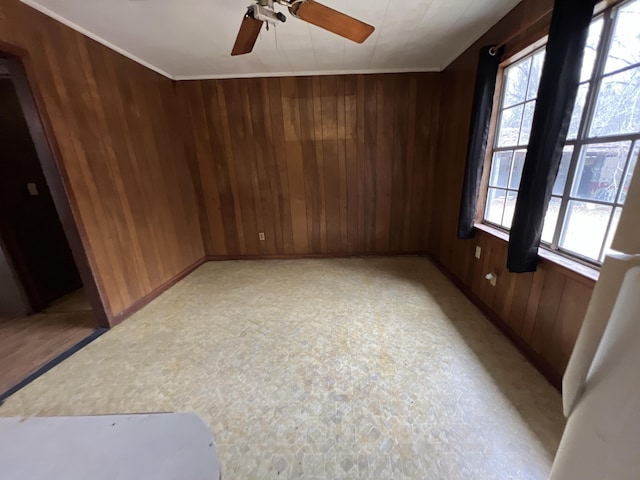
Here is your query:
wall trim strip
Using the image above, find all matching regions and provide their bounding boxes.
[207,252,430,261]
[109,256,207,326]
[174,68,441,81]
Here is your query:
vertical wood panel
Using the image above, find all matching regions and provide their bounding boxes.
[344,76,359,252]
[374,75,394,252]
[266,78,295,254]
[320,76,341,253]
[355,75,367,252]
[311,77,327,252]
[247,77,277,254]
[409,75,438,252]
[508,272,534,335]
[297,78,320,252]
[390,75,409,252]
[530,269,566,353]
[401,77,418,251]
[522,268,548,342]
[362,76,378,252]
[549,279,592,372]
[336,76,349,253]
[279,77,309,254]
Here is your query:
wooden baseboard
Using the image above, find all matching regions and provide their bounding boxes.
[428,255,562,391]
[108,256,207,327]
[207,251,430,261]
[109,253,426,327]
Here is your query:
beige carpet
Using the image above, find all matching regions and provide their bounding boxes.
[0,257,564,479]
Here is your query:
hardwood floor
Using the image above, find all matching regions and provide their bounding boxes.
[43,288,91,313]
[0,291,96,396]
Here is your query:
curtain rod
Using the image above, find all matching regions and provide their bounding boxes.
[488,0,623,56]
[489,8,553,56]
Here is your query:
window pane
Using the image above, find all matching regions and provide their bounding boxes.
[590,66,640,137]
[560,201,612,261]
[503,57,532,108]
[620,143,639,203]
[502,191,518,228]
[542,196,562,244]
[485,188,507,225]
[604,0,640,74]
[518,101,536,145]
[600,207,623,261]
[581,17,604,82]
[489,151,513,187]
[509,150,527,189]
[527,50,545,100]
[572,142,631,203]
[497,104,524,147]
[553,146,574,196]
[567,83,589,140]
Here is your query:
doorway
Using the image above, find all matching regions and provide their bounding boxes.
[0,53,107,400]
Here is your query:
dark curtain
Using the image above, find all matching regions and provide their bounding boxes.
[457,45,503,239]
[507,0,596,272]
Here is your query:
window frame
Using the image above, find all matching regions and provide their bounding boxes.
[485,45,547,229]
[480,0,640,268]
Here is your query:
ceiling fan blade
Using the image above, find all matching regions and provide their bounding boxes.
[231,11,263,56]
[291,0,374,44]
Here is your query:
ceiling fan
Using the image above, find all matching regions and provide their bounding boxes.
[231,0,375,56]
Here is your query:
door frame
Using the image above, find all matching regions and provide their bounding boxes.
[0,47,109,328]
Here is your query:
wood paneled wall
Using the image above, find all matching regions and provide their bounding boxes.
[436,228,594,387]
[0,0,204,322]
[430,0,596,384]
[177,74,441,257]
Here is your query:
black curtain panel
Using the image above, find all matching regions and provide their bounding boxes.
[507,0,596,272]
[457,45,503,239]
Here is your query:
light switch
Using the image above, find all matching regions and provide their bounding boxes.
[27,183,39,196]
[475,246,482,259]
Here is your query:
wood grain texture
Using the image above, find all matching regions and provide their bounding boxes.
[0,310,95,394]
[177,73,441,257]
[293,0,375,44]
[430,0,597,381]
[0,0,204,322]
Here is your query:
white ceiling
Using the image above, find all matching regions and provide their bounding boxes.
[22,0,522,80]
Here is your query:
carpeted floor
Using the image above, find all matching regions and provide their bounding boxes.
[0,257,565,479]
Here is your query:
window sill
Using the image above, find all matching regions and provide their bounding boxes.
[473,223,600,283]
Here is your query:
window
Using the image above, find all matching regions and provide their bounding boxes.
[484,0,640,265]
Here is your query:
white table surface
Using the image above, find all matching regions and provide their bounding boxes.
[0,412,220,480]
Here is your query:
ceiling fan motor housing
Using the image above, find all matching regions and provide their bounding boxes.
[250,4,286,24]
